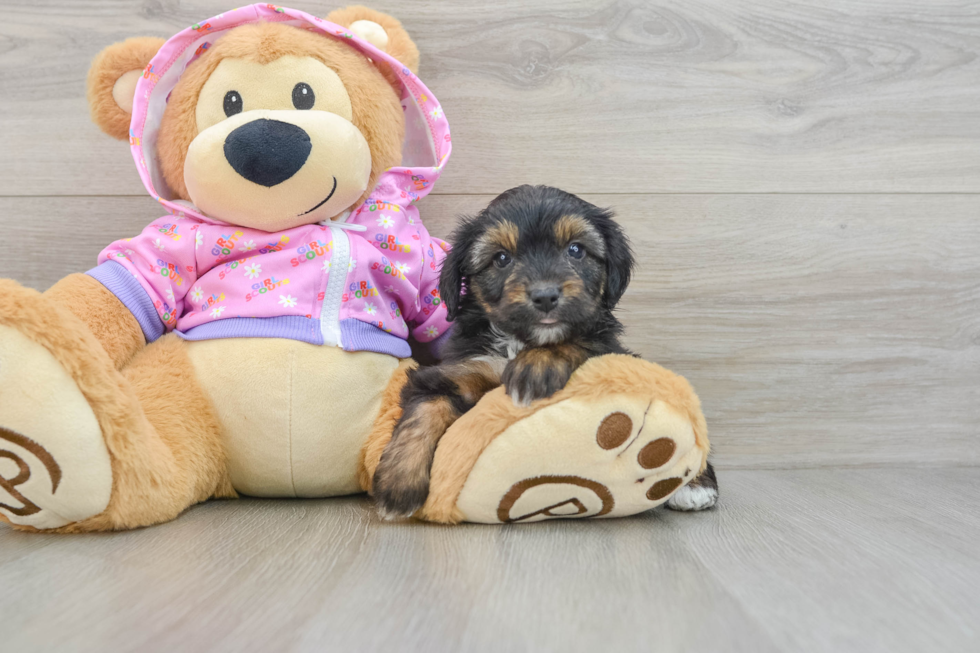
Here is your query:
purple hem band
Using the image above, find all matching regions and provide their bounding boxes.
[340,319,411,358]
[179,317,411,359]
[87,261,164,343]
[176,315,324,344]
[83,266,413,357]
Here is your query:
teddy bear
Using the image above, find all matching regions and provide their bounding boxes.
[0,4,710,532]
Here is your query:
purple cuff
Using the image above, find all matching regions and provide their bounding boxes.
[340,319,411,358]
[87,261,164,343]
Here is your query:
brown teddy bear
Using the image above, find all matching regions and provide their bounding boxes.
[0,4,710,532]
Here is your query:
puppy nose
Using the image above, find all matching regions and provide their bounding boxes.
[223,119,311,187]
[529,286,562,313]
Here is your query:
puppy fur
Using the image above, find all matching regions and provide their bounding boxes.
[372,185,718,518]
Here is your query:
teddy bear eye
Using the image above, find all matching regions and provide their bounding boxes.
[292,83,315,110]
[223,90,243,117]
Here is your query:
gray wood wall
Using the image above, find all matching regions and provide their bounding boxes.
[1,0,977,468]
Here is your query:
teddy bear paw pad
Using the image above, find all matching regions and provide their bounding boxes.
[455,394,706,524]
[0,325,112,529]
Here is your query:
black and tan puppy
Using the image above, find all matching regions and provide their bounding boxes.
[373,185,719,518]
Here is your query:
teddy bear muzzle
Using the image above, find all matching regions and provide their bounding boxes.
[184,108,372,232]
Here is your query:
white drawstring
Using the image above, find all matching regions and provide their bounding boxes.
[322,221,367,232]
[318,210,366,231]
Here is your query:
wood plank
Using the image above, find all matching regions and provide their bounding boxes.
[0,468,977,652]
[677,467,980,652]
[1,193,976,468]
[2,1,980,195]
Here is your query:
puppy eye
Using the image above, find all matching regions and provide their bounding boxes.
[567,242,585,259]
[292,83,315,110]
[492,251,512,269]
[223,90,243,117]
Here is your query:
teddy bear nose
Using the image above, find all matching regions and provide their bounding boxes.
[223,119,312,187]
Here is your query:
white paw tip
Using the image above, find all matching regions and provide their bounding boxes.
[666,485,718,512]
[376,504,416,521]
[377,508,400,521]
[510,389,531,408]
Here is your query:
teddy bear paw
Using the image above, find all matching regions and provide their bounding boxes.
[0,325,112,530]
[454,392,707,524]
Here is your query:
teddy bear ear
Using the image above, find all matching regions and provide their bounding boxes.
[87,37,166,140]
[327,6,420,74]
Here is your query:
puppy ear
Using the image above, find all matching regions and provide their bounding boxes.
[598,212,635,309]
[87,37,165,140]
[439,237,468,322]
[439,216,484,321]
[327,6,420,74]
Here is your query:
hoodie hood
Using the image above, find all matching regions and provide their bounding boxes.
[129,3,451,224]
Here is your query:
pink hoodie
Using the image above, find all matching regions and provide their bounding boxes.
[88,4,452,359]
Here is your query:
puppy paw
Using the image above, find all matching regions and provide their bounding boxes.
[666,463,719,511]
[502,351,577,406]
[371,454,430,520]
[665,483,718,511]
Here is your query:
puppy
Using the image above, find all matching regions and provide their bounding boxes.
[372,185,718,518]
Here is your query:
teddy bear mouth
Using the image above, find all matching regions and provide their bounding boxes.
[300,176,338,216]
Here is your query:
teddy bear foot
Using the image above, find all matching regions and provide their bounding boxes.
[457,393,705,523]
[0,324,113,530]
[418,354,710,525]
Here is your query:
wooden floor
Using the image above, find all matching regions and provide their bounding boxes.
[1,1,978,651]
[2,468,978,652]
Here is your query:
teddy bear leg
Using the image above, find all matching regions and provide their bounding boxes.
[86,334,237,532]
[414,354,711,524]
[0,322,114,530]
[18,334,235,533]
[0,280,233,532]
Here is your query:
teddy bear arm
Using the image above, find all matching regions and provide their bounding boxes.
[43,273,146,368]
